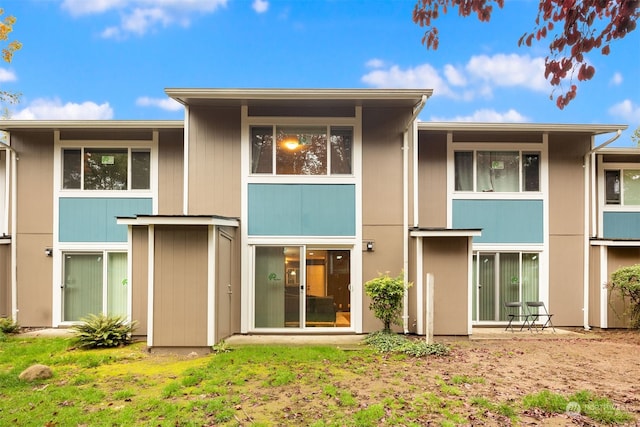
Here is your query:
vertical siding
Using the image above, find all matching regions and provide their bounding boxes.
[153,226,208,347]
[0,244,10,317]
[361,107,409,332]
[188,106,241,217]
[417,132,447,227]
[424,237,470,335]
[588,245,602,328]
[606,247,640,328]
[131,226,148,335]
[13,132,54,326]
[158,129,184,215]
[548,134,589,327]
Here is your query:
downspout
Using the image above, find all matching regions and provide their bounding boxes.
[402,95,427,334]
[0,139,18,323]
[582,129,622,331]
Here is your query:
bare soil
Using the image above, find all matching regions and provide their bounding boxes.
[393,330,640,425]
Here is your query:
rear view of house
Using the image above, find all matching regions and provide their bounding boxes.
[0,88,631,350]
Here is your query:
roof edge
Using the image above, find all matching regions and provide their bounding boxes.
[0,120,184,131]
[419,121,628,135]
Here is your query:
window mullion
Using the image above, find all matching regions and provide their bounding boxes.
[80,148,85,190]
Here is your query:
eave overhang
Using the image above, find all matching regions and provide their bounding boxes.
[117,215,239,227]
[409,227,482,238]
[0,120,184,132]
[418,121,627,136]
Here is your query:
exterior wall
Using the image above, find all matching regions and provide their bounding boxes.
[152,225,208,347]
[131,226,148,335]
[215,226,240,341]
[0,243,10,317]
[188,106,241,217]
[417,131,447,227]
[548,134,589,326]
[588,245,602,327]
[361,107,408,332]
[606,246,639,328]
[13,131,54,326]
[424,236,470,335]
[158,129,184,215]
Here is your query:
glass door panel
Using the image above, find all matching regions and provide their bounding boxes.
[305,249,351,328]
[63,253,103,322]
[499,253,519,320]
[254,246,301,328]
[477,253,496,321]
[107,252,128,317]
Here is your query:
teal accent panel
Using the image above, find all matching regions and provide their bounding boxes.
[248,184,355,236]
[452,199,543,244]
[603,212,640,239]
[59,197,152,242]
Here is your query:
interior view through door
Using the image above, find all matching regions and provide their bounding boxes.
[472,252,539,322]
[254,246,351,329]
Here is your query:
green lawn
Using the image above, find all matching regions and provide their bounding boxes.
[0,336,633,426]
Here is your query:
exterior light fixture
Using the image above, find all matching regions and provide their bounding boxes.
[44,248,53,257]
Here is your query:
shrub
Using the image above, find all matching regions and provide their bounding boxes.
[364,271,410,332]
[0,317,19,334]
[363,331,450,357]
[72,313,137,349]
[609,264,640,328]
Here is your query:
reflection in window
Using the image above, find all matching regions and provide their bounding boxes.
[84,148,128,190]
[63,149,82,189]
[250,125,353,176]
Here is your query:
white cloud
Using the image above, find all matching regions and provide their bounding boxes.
[362,53,547,101]
[466,54,547,92]
[11,98,113,120]
[609,99,640,124]
[0,68,16,83]
[136,96,183,111]
[610,72,623,86]
[61,0,228,38]
[429,109,530,123]
[252,0,269,14]
[365,58,385,69]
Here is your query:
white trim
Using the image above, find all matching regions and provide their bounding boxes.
[410,229,482,238]
[446,131,454,228]
[117,216,239,227]
[52,131,61,325]
[147,225,155,347]
[183,105,189,215]
[127,226,133,323]
[467,236,474,335]
[590,240,640,247]
[1,149,8,235]
[151,131,159,214]
[207,225,216,346]
[240,105,250,333]
[599,245,608,328]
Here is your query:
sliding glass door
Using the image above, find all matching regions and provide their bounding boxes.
[254,246,351,329]
[62,251,128,322]
[472,252,539,322]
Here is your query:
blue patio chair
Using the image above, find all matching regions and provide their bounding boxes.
[525,301,556,333]
[504,301,530,332]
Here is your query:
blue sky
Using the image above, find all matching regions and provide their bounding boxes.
[1,0,639,145]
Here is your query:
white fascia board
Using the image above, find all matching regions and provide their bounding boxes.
[590,240,640,247]
[0,120,183,131]
[117,216,239,227]
[409,229,482,238]
[419,122,627,135]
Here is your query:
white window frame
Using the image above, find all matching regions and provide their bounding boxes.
[597,161,640,238]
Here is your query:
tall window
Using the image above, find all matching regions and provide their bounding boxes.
[62,147,151,190]
[605,169,640,205]
[62,252,128,322]
[251,125,352,175]
[455,150,540,192]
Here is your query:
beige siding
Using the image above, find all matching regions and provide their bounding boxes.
[424,237,470,335]
[588,245,602,327]
[0,244,11,317]
[547,134,590,326]
[131,226,148,335]
[158,129,184,215]
[152,226,208,347]
[220,226,242,335]
[188,106,241,217]
[606,247,640,328]
[12,132,54,326]
[417,131,447,227]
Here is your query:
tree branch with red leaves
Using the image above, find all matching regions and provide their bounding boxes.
[412,0,639,109]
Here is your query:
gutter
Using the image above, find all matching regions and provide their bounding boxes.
[0,139,17,323]
[402,95,428,334]
[582,129,622,331]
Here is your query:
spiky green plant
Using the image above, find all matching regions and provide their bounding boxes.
[0,317,19,334]
[72,313,137,349]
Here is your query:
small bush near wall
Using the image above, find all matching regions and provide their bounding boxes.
[0,317,19,334]
[610,264,640,328]
[72,313,137,349]
[364,272,411,332]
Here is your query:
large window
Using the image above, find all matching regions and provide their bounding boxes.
[62,147,151,190]
[455,150,540,192]
[605,169,640,205]
[62,251,128,322]
[251,125,352,175]
[472,252,539,322]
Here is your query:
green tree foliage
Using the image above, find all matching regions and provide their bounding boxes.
[412,0,639,109]
[610,263,640,328]
[364,272,410,332]
[632,126,640,147]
